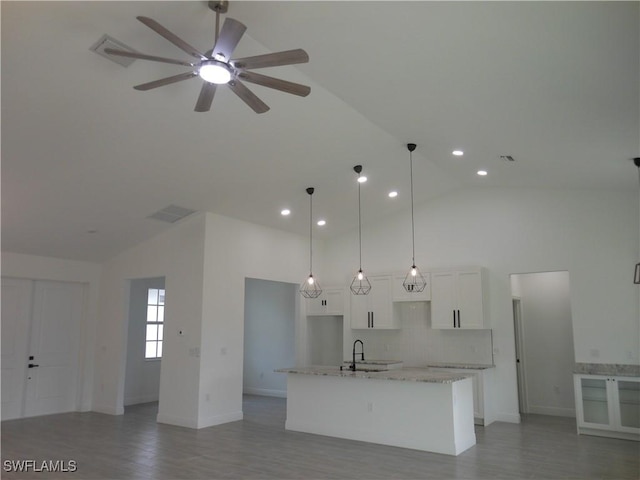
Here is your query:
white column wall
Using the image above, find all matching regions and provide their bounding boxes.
[94,213,207,423]
[323,187,639,423]
[197,213,309,427]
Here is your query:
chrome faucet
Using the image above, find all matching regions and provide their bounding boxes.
[350,339,365,371]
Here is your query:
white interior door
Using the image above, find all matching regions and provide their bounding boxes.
[1,278,33,420]
[23,280,84,418]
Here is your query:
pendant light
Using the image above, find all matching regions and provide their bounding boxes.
[300,187,323,298]
[403,143,427,293]
[350,165,372,295]
[634,158,640,284]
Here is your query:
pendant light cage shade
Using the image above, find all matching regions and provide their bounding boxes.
[300,187,323,299]
[403,265,427,293]
[300,275,323,298]
[403,143,427,293]
[351,270,372,295]
[351,165,371,295]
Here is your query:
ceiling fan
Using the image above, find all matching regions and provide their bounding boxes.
[104,0,310,113]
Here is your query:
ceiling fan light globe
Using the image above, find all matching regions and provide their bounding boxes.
[199,61,232,84]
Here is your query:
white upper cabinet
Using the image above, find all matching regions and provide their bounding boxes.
[431,268,488,329]
[392,272,431,302]
[306,287,344,316]
[350,275,398,329]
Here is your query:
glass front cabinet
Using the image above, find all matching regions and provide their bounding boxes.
[574,374,640,441]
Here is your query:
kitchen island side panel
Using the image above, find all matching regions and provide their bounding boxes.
[284,374,475,455]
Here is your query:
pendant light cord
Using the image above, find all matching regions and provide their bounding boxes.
[358,180,363,271]
[309,192,313,275]
[410,149,416,266]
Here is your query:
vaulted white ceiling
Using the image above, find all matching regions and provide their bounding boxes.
[2,1,638,262]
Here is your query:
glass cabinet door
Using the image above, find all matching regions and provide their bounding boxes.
[616,379,640,430]
[581,377,610,426]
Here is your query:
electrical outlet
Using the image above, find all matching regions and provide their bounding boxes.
[590,348,600,358]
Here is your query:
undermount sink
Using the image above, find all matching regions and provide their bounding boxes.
[339,366,384,372]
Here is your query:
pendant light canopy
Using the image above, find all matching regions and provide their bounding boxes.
[300,187,323,298]
[350,165,372,295]
[403,143,427,293]
[634,158,640,285]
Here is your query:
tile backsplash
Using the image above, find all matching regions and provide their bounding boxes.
[348,302,493,366]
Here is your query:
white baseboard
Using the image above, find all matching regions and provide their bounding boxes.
[528,405,575,417]
[157,412,199,429]
[156,410,243,429]
[243,387,287,398]
[494,412,521,423]
[197,411,243,428]
[124,394,159,406]
[92,404,124,416]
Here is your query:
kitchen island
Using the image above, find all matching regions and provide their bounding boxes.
[276,366,475,455]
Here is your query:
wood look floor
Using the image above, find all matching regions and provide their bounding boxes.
[2,395,639,479]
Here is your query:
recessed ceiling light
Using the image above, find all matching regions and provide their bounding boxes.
[317,220,326,226]
[281,209,291,216]
[477,170,488,176]
[388,191,398,198]
[357,175,367,183]
[452,150,464,156]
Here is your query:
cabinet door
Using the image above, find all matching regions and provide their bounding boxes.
[575,375,614,430]
[457,270,484,329]
[613,377,640,434]
[306,296,326,316]
[392,273,431,302]
[324,289,344,316]
[369,276,395,329]
[431,272,456,329]
[350,292,370,329]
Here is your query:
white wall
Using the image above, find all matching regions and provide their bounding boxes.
[1,252,101,412]
[243,278,296,397]
[124,277,164,406]
[323,187,640,423]
[307,316,343,365]
[516,271,575,417]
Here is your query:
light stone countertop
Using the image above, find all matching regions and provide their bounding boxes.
[276,366,470,384]
[574,363,640,377]
[422,362,496,370]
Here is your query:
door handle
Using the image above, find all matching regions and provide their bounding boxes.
[457,309,461,328]
[28,363,39,368]
[453,310,456,328]
[371,312,374,328]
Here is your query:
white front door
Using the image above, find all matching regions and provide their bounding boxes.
[1,278,33,420]
[1,278,85,419]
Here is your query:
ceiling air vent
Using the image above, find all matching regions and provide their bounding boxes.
[500,155,516,162]
[90,34,137,67]
[147,205,197,224]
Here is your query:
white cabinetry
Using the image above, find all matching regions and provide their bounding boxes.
[350,275,398,329]
[392,273,431,302]
[306,288,344,316]
[431,268,487,329]
[574,374,640,441]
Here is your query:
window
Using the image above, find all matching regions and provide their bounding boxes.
[145,288,164,359]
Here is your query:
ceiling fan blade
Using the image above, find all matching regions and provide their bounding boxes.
[238,71,310,97]
[137,16,207,60]
[194,82,217,112]
[212,18,247,61]
[133,71,198,91]
[227,80,269,114]
[231,49,309,70]
[104,48,195,67]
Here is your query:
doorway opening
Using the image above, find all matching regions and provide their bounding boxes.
[124,277,165,412]
[510,271,576,418]
[243,278,297,398]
